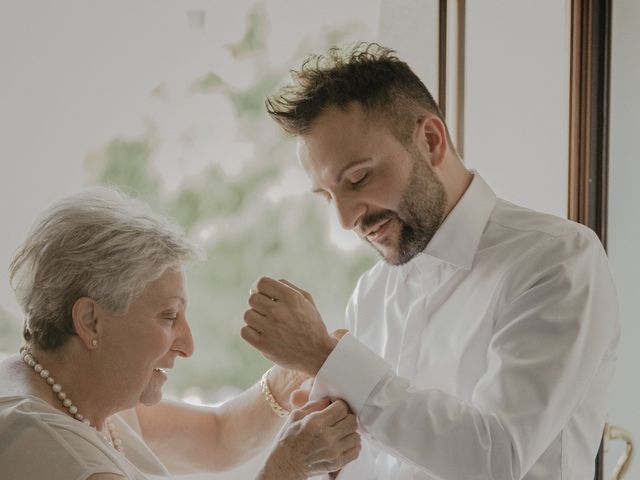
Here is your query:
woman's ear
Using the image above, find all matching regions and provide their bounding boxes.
[71,297,100,350]
[416,114,448,168]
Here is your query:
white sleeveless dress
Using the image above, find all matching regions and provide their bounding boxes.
[0,395,171,479]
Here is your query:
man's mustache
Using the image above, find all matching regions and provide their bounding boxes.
[359,210,397,232]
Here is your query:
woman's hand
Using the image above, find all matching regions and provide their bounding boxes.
[267,365,310,412]
[259,398,361,480]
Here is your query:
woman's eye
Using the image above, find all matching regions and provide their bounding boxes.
[319,192,332,204]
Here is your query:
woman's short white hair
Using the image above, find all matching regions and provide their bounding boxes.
[9,186,202,351]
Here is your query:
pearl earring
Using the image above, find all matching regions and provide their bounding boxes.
[91,339,98,347]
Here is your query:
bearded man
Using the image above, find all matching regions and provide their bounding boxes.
[242,43,619,480]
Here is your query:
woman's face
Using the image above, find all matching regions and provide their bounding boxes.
[98,267,194,408]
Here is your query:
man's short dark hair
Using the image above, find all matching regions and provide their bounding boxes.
[266,42,451,146]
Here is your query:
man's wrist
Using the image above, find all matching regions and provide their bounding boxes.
[310,335,338,376]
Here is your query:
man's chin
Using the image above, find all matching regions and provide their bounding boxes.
[362,221,413,265]
[371,240,423,266]
[382,252,411,266]
[370,242,405,266]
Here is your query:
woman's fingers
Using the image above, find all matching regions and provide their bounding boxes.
[306,398,350,426]
[307,443,362,475]
[330,410,358,433]
[289,387,310,409]
[306,431,360,464]
[269,398,360,478]
[296,398,331,416]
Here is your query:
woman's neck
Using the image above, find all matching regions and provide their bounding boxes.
[23,343,119,430]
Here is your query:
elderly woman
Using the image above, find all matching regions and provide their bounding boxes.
[0,187,360,479]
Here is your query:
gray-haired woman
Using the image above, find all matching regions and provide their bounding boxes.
[0,187,360,480]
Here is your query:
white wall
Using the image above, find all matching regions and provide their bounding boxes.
[381,0,569,216]
[378,0,439,98]
[605,1,640,477]
[464,0,569,217]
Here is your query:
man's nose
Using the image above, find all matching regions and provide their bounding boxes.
[333,195,364,231]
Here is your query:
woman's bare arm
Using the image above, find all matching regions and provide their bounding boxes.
[86,474,125,480]
[135,367,304,473]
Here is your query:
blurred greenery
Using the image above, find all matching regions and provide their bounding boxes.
[227,3,269,59]
[0,1,377,402]
[85,2,377,400]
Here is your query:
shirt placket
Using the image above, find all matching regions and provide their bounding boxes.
[395,257,445,380]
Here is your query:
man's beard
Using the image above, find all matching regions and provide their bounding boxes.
[361,146,446,265]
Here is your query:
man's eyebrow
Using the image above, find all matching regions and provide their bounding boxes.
[335,158,372,183]
[310,158,372,194]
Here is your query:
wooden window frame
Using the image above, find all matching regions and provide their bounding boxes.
[568,0,612,250]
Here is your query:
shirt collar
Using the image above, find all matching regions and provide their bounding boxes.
[417,172,496,270]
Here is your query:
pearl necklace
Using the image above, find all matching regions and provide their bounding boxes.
[20,347,124,453]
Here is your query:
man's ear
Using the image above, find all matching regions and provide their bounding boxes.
[416,115,448,168]
[71,297,100,350]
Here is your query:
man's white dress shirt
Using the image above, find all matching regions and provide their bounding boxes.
[312,173,619,479]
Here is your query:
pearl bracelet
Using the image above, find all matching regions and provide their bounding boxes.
[260,368,290,418]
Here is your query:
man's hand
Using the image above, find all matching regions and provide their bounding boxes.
[241,277,338,376]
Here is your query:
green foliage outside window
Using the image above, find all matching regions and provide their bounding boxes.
[0,2,377,401]
[82,5,377,400]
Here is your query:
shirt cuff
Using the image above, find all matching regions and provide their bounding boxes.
[310,332,392,414]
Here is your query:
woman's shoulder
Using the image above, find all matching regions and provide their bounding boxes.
[0,392,93,449]
[0,391,60,416]
[0,353,31,397]
[0,394,125,478]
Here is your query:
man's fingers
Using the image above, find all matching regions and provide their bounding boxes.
[254,276,291,301]
[243,309,267,332]
[279,279,314,302]
[331,329,349,341]
[247,292,276,314]
[240,325,262,346]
